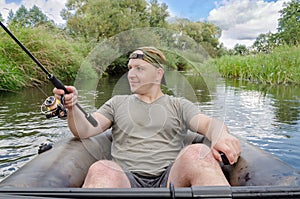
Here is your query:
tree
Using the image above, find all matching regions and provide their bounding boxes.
[233,44,249,55]
[62,0,161,41]
[277,0,300,46]
[7,9,14,23]
[169,19,221,57]
[10,5,29,26]
[252,32,279,53]
[148,0,169,28]
[28,5,53,26]
[9,5,53,27]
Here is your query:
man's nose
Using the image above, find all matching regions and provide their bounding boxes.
[127,69,136,78]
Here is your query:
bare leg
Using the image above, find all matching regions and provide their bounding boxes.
[167,144,229,187]
[82,160,131,188]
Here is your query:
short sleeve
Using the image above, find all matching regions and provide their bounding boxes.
[180,98,200,129]
[97,97,115,122]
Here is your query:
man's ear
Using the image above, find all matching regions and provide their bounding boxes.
[156,68,164,82]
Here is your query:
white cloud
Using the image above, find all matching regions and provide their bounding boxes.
[1,0,67,25]
[0,0,19,19]
[207,0,288,48]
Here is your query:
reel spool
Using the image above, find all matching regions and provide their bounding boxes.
[41,96,67,119]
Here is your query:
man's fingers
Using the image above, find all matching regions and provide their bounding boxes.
[212,148,222,162]
[53,87,65,95]
[53,86,78,109]
[64,93,78,108]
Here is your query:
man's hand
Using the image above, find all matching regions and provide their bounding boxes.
[211,132,241,165]
[53,86,78,109]
[189,114,241,165]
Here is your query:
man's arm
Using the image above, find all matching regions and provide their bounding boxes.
[53,86,112,138]
[189,113,241,165]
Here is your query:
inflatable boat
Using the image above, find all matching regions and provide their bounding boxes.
[0,130,299,198]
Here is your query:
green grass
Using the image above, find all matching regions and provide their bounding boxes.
[0,25,89,91]
[211,45,300,85]
[1,24,299,91]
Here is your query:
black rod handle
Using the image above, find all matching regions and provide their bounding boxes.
[48,74,98,127]
[48,74,69,94]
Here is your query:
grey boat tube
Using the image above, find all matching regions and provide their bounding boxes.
[0,130,299,188]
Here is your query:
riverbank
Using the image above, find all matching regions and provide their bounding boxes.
[211,45,300,85]
[0,25,89,92]
[1,25,299,92]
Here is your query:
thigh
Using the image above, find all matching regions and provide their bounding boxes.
[83,160,131,188]
[167,144,219,187]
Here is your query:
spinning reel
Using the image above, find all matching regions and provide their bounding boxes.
[41,96,67,119]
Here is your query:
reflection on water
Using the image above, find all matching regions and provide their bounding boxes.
[0,74,299,182]
[220,80,300,170]
[0,86,71,180]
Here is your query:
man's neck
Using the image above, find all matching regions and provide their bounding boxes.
[135,90,164,104]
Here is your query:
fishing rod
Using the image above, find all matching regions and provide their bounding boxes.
[0,21,98,127]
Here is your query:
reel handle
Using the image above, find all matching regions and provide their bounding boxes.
[48,74,98,127]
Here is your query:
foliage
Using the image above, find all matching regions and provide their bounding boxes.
[252,0,300,51]
[0,25,86,91]
[252,32,278,53]
[148,0,169,27]
[61,0,169,41]
[0,55,26,91]
[169,20,221,57]
[233,44,249,55]
[277,0,300,46]
[213,45,300,85]
[2,0,300,91]
[8,5,55,27]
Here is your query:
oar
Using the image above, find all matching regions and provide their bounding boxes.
[0,21,98,127]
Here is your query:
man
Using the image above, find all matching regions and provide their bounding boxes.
[53,46,241,188]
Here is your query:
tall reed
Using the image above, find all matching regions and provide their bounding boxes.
[211,45,300,85]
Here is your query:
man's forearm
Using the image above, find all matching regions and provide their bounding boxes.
[205,118,228,143]
[67,106,98,138]
[189,114,228,141]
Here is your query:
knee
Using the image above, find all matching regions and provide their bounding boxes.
[87,160,122,176]
[83,160,130,188]
[178,144,215,165]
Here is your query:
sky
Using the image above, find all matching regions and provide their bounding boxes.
[0,0,289,48]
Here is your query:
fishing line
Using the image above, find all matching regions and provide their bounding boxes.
[0,21,98,127]
[35,85,50,98]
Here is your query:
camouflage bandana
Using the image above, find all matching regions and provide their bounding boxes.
[129,47,166,69]
[129,47,167,85]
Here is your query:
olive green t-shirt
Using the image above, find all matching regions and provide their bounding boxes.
[97,94,199,176]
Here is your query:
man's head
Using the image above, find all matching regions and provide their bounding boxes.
[129,47,166,70]
[127,47,166,94]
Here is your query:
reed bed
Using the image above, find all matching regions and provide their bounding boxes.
[212,45,300,85]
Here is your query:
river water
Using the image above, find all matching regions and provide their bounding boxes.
[0,72,300,182]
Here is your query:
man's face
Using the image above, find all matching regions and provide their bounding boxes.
[127,51,162,94]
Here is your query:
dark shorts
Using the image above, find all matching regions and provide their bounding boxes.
[125,164,172,188]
